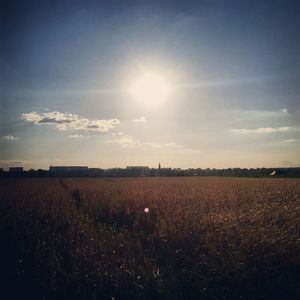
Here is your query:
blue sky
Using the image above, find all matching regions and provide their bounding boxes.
[1,0,299,169]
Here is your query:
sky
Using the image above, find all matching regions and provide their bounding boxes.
[1,0,299,169]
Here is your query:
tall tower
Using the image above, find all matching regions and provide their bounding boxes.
[158,162,161,170]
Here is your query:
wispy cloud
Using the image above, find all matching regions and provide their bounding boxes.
[281,139,299,143]
[106,136,152,148]
[106,135,195,151]
[2,135,19,140]
[281,160,300,167]
[225,108,289,122]
[179,73,296,89]
[164,142,184,149]
[230,127,292,134]
[22,111,120,133]
[69,134,90,138]
[0,159,30,167]
[232,108,287,117]
[132,116,147,123]
[111,132,124,136]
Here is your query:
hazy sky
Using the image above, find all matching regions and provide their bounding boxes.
[1,0,299,169]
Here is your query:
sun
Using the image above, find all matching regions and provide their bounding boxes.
[129,72,171,107]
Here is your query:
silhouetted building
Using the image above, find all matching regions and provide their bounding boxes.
[49,166,88,175]
[158,162,161,170]
[88,168,102,172]
[126,166,149,176]
[9,167,23,173]
[49,166,88,171]
[88,168,104,176]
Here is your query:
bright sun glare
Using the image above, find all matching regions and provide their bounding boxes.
[129,72,171,107]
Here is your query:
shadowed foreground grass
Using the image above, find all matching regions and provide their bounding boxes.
[0,177,299,299]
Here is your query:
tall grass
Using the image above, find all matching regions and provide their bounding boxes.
[0,177,299,299]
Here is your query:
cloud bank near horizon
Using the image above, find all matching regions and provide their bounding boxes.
[106,135,198,152]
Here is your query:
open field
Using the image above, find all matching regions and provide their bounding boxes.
[0,177,300,299]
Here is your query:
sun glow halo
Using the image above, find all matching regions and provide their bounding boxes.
[129,72,171,107]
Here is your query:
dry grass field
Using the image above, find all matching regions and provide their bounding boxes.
[0,177,300,299]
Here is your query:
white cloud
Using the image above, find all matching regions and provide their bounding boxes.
[22,111,120,133]
[132,116,147,123]
[230,127,291,134]
[2,135,18,140]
